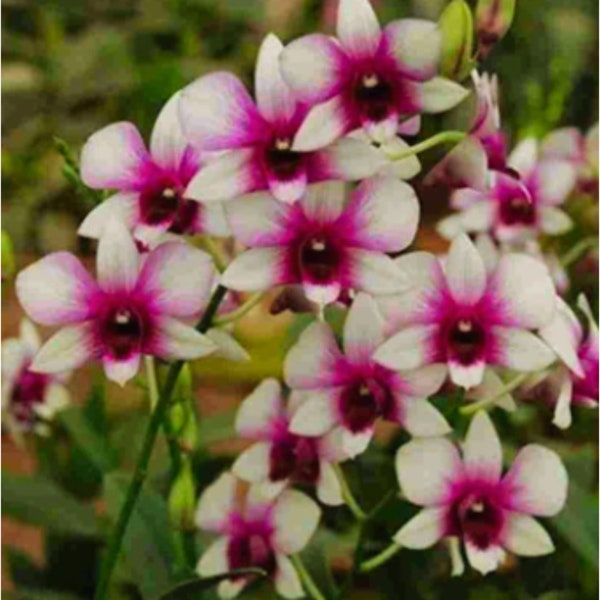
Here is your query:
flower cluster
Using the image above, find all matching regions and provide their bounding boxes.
[5,0,597,597]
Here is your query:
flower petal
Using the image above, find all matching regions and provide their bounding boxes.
[342,428,373,458]
[221,247,287,292]
[195,472,238,532]
[448,359,486,390]
[508,138,538,176]
[418,77,469,114]
[493,327,556,372]
[437,203,494,240]
[274,553,304,599]
[217,580,246,599]
[150,317,216,361]
[465,543,505,575]
[396,437,462,506]
[180,72,267,151]
[378,136,421,180]
[501,513,554,557]
[502,444,568,516]
[197,536,229,577]
[80,122,151,190]
[97,219,140,294]
[349,249,411,295]
[16,253,99,326]
[373,324,438,370]
[235,378,283,438]
[343,292,385,364]
[272,490,321,554]
[541,127,583,162]
[316,461,344,506]
[401,363,448,397]
[402,397,451,437]
[446,235,487,305]
[532,159,577,206]
[288,392,338,436]
[137,241,215,317]
[540,207,573,235]
[463,411,502,482]
[267,170,307,204]
[78,193,139,240]
[301,181,346,223]
[553,369,573,429]
[232,441,272,482]
[466,368,516,412]
[393,507,445,548]
[205,328,250,362]
[103,353,141,387]
[337,0,381,59]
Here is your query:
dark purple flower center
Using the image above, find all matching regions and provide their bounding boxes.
[447,319,486,365]
[228,532,276,575]
[353,73,394,122]
[11,368,48,426]
[499,194,536,226]
[340,377,393,433]
[298,234,341,283]
[140,186,199,234]
[264,137,303,181]
[102,307,145,359]
[269,436,320,484]
[449,493,504,550]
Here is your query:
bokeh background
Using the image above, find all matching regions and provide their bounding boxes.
[2,0,599,599]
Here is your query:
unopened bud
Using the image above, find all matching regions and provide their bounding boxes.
[438,0,475,81]
[475,0,516,59]
[168,459,196,530]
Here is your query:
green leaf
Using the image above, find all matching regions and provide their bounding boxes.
[104,472,180,599]
[439,0,475,81]
[157,569,266,600]
[2,474,98,537]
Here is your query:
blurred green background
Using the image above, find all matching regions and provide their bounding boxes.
[2,1,599,599]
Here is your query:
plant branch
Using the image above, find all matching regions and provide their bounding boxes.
[213,292,265,326]
[94,285,228,600]
[560,236,598,268]
[290,554,328,600]
[333,464,366,521]
[386,131,466,162]
[359,542,402,573]
[460,372,529,415]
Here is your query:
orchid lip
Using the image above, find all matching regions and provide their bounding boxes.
[228,524,276,576]
[298,234,341,283]
[339,375,394,433]
[264,137,303,181]
[139,182,199,234]
[11,367,48,426]
[269,435,321,484]
[446,317,486,365]
[101,305,146,359]
[500,195,537,226]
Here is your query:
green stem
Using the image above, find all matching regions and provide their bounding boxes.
[213,292,265,326]
[333,464,366,521]
[560,236,598,268]
[144,356,160,411]
[386,130,466,162]
[94,285,228,600]
[201,236,228,272]
[460,372,529,415]
[290,554,328,600]
[359,542,402,573]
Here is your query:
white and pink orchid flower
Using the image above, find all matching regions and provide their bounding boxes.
[537,295,598,428]
[179,33,384,205]
[232,378,346,506]
[284,293,450,459]
[395,411,568,574]
[78,91,228,249]
[221,178,418,305]
[374,234,559,390]
[16,220,218,386]
[1,318,70,440]
[279,0,468,150]
[438,139,576,243]
[196,472,320,599]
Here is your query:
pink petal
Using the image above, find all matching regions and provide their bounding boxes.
[96,219,140,294]
[221,247,288,292]
[149,317,216,360]
[137,242,215,317]
[195,472,238,532]
[179,72,268,152]
[336,0,381,59]
[78,193,139,240]
[267,169,307,204]
[397,115,421,136]
[462,411,502,483]
[103,352,140,387]
[235,378,283,439]
[16,253,99,326]
[343,292,385,364]
[444,234,487,305]
[81,122,151,190]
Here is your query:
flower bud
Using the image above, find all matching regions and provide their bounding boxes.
[438,0,475,81]
[475,0,516,59]
[168,458,197,530]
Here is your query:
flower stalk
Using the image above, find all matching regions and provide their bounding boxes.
[359,541,402,573]
[213,291,265,326]
[333,464,367,521]
[290,554,328,600]
[386,131,466,162]
[460,371,529,415]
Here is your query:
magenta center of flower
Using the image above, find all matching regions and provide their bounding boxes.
[449,493,504,550]
[228,524,276,576]
[340,377,393,433]
[102,307,145,359]
[298,235,340,282]
[447,318,486,365]
[269,435,320,484]
[11,368,48,425]
[353,73,394,123]
[140,185,199,234]
[264,137,303,181]
[499,194,536,226]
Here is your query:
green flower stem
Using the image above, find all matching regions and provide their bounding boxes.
[386,130,466,162]
[144,356,160,411]
[560,236,598,268]
[359,542,402,573]
[201,236,228,272]
[94,285,228,600]
[459,372,529,415]
[290,554,328,600]
[333,464,366,521]
[213,291,265,326]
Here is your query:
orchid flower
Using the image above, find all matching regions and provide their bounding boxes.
[79,92,228,249]
[221,178,418,305]
[179,33,384,205]
[374,234,559,390]
[536,295,598,428]
[2,318,70,440]
[16,220,218,386]
[279,0,468,150]
[394,411,568,574]
[195,472,320,599]
[284,293,450,459]
[232,378,346,506]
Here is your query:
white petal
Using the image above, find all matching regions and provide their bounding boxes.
[342,428,373,458]
[437,203,494,240]
[289,393,337,436]
[195,472,237,532]
[493,327,556,372]
[553,369,573,429]
[97,219,140,294]
[313,136,386,181]
[467,368,516,412]
[151,317,216,360]
[235,378,282,438]
[350,249,411,295]
[274,553,304,599]
[221,247,286,292]
[1,340,28,387]
[205,328,250,363]
[502,444,568,516]
[180,72,266,152]
[272,490,321,554]
[533,159,577,206]
[19,318,41,354]
[474,234,500,274]
[379,137,421,180]
[373,325,437,371]
[217,580,246,599]
[540,207,573,235]
[232,442,272,483]
[80,122,149,190]
[197,536,229,577]
[31,323,97,374]
[300,181,346,223]
[284,321,344,389]
[78,193,139,240]
[448,360,486,390]
[319,426,351,462]
[16,253,98,326]
[255,33,297,124]
[445,234,486,304]
[343,292,385,364]
[465,542,505,575]
[402,398,451,437]
[508,138,538,176]
[35,383,70,420]
[463,411,502,482]
[103,353,141,387]
[393,507,445,549]
[501,513,554,557]
[137,241,215,317]
[401,364,448,398]
[541,127,582,161]
[337,0,381,58]
[490,254,556,329]
[419,77,469,113]
[316,461,344,506]
[395,437,462,506]
[268,171,307,205]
